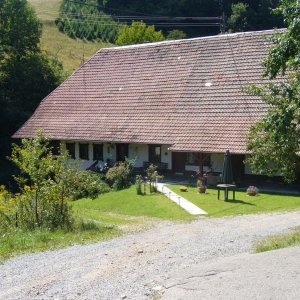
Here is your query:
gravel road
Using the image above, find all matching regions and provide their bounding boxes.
[1,211,300,300]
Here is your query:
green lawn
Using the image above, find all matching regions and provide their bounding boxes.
[168,185,300,217]
[0,186,192,261]
[28,0,112,74]
[73,185,194,225]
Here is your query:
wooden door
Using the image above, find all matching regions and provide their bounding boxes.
[172,152,186,173]
[148,145,161,163]
[231,154,245,184]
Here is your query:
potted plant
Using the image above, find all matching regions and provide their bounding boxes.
[197,173,207,193]
[247,186,259,196]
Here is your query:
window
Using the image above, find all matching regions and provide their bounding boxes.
[186,153,210,166]
[93,144,103,160]
[50,140,60,156]
[149,145,161,163]
[186,153,197,165]
[66,142,75,159]
[79,143,89,160]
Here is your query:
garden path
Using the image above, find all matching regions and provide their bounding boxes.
[156,183,207,215]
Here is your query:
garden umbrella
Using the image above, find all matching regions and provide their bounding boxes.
[222,150,234,184]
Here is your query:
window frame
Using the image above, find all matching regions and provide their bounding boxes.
[149,144,161,164]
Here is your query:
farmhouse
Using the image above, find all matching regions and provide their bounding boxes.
[14,30,279,181]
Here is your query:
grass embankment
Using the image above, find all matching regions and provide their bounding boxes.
[0,186,192,261]
[28,0,111,74]
[168,185,300,217]
[256,227,300,253]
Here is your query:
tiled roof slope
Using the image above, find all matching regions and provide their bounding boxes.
[14,30,281,154]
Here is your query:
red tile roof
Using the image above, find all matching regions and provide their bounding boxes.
[14,30,282,154]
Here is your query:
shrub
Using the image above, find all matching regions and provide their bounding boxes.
[116,21,165,46]
[72,171,110,200]
[167,29,187,40]
[8,131,110,231]
[135,175,144,195]
[146,164,163,193]
[179,186,188,192]
[105,158,135,190]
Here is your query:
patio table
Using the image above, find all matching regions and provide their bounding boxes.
[217,184,236,201]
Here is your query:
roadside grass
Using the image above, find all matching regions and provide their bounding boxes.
[167,185,300,217]
[0,222,119,262]
[0,186,192,261]
[256,226,300,253]
[28,0,111,74]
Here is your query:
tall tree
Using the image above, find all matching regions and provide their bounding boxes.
[227,0,283,32]
[246,0,300,183]
[0,0,65,184]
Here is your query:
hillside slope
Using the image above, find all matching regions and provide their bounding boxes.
[28,0,111,74]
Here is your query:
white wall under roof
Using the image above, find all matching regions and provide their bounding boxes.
[61,141,173,170]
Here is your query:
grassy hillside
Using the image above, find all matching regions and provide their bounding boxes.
[28,0,112,74]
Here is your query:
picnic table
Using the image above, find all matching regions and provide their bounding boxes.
[217,184,236,201]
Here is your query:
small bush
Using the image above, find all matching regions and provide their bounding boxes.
[146,164,163,193]
[135,175,144,195]
[106,159,135,190]
[79,220,101,231]
[73,171,111,199]
[179,186,188,192]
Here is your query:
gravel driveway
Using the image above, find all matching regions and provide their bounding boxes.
[1,210,300,300]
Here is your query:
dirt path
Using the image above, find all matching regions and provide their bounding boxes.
[1,211,300,300]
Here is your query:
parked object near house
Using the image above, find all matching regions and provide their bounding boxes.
[247,186,259,196]
[13,30,284,180]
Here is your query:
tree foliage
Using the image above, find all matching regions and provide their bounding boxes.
[7,132,110,230]
[246,0,300,183]
[0,0,65,184]
[167,29,187,40]
[0,0,41,58]
[227,1,283,33]
[115,21,165,46]
[56,0,119,42]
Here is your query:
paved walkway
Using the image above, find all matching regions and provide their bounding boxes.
[156,183,207,215]
[163,246,300,299]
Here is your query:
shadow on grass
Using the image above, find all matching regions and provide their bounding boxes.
[226,199,256,206]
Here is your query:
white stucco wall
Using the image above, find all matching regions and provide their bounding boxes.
[128,144,148,167]
[161,145,172,170]
[60,141,172,170]
[103,143,116,162]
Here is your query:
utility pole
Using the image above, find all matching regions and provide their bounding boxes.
[220,12,226,34]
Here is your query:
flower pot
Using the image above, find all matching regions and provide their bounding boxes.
[199,186,206,193]
[247,191,256,196]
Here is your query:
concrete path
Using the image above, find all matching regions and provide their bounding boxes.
[163,246,300,300]
[156,183,207,215]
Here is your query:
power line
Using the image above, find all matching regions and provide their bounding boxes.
[59,12,223,29]
[60,18,221,27]
[61,12,222,21]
